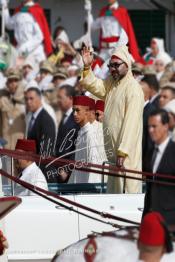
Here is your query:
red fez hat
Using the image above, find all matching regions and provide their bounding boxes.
[95,100,105,112]
[15,139,36,153]
[73,96,94,108]
[61,55,73,64]
[88,97,95,110]
[139,212,165,246]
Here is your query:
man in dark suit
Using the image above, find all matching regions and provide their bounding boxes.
[141,84,157,168]
[142,102,155,170]
[141,74,160,110]
[55,85,79,160]
[53,85,79,183]
[25,87,56,156]
[143,109,175,226]
[159,85,175,108]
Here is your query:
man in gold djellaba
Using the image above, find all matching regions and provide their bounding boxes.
[80,45,144,193]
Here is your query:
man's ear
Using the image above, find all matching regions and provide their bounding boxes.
[165,123,169,132]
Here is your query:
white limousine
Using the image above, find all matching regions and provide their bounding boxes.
[1,157,144,262]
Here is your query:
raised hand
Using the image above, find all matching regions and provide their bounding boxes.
[84,0,92,11]
[81,46,93,68]
[0,0,8,7]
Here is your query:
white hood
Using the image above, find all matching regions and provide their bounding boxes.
[56,30,70,44]
[152,38,172,65]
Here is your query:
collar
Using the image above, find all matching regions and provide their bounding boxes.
[144,100,150,107]
[91,120,100,128]
[22,162,36,176]
[109,1,119,10]
[64,107,73,118]
[79,122,91,135]
[156,136,170,154]
[33,106,43,119]
[150,93,159,103]
[92,119,98,124]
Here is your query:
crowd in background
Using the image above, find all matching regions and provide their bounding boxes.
[1,24,175,184]
[0,1,175,259]
[0,0,175,191]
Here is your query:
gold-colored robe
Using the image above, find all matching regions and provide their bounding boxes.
[80,46,144,193]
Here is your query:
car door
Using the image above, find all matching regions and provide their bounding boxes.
[5,195,79,261]
[75,193,144,239]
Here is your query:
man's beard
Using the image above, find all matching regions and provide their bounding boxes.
[112,75,120,81]
[111,73,124,82]
[111,71,128,81]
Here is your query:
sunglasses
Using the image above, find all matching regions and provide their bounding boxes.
[107,62,125,69]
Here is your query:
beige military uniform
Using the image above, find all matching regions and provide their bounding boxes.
[0,84,25,149]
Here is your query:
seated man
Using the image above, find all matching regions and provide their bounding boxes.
[14,139,48,196]
[138,211,173,262]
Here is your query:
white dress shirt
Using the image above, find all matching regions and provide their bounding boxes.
[144,100,150,108]
[69,122,103,183]
[32,106,43,120]
[153,137,170,173]
[150,93,159,104]
[26,106,43,136]
[4,1,46,63]
[15,162,48,196]
[63,108,73,125]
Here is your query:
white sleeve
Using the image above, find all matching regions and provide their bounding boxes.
[19,20,44,54]
[90,15,102,31]
[3,8,15,30]
[117,27,129,46]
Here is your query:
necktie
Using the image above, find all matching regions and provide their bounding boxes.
[28,114,35,134]
[59,113,67,128]
[57,114,67,136]
[62,113,67,125]
[151,146,159,173]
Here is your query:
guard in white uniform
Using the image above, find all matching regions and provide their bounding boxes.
[14,139,48,196]
[86,0,128,61]
[85,0,143,63]
[1,0,52,67]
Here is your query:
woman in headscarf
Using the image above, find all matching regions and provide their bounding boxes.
[144,38,172,66]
